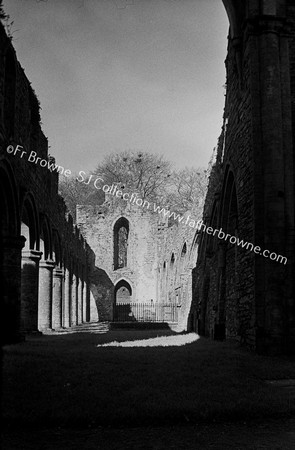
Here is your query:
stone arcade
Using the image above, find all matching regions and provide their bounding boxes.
[1,0,295,354]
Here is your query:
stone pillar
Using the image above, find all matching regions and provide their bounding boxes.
[214,243,227,340]
[52,268,63,330]
[38,260,55,331]
[252,18,295,352]
[71,273,78,326]
[78,279,83,324]
[1,235,26,344]
[63,268,71,328]
[82,281,87,323]
[20,249,42,333]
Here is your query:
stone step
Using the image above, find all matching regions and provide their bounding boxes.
[42,322,110,335]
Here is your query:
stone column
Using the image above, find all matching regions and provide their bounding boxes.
[78,279,83,324]
[52,268,63,330]
[1,235,26,344]
[252,18,295,352]
[214,242,227,340]
[63,267,71,328]
[82,281,87,323]
[20,249,42,333]
[71,273,78,326]
[38,260,55,331]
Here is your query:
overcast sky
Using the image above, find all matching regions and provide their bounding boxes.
[4,0,229,173]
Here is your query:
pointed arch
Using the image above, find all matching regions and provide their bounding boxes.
[114,279,132,304]
[113,217,129,270]
[0,160,19,238]
[52,230,62,268]
[180,242,187,268]
[20,192,39,251]
[220,167,238,235]
[39,214,52,261]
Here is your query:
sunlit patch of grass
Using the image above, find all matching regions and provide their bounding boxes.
[97,332,199,347]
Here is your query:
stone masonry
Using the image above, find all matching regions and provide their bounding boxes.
[0,22,94,344]
[1,1,295,354]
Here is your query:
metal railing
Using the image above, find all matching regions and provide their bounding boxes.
[113,302,179,323]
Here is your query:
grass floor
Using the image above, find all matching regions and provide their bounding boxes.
[2,329,295,428]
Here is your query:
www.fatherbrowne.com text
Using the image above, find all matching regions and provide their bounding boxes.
[77,172,287,266]
[7,145,288,265]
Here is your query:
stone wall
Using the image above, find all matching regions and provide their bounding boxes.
[156,207,202,331]
[76,186,206,330]
[0,22,94,343]
[77,193,160,321]
[193,0,295,354]
[2,1,295,354]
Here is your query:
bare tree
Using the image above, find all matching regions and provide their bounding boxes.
[166,167,208,217]
[58,151,207,223]
[94,150,172,201]
[58,176,104,220]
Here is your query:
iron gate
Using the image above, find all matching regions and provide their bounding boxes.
[113,302,179,323]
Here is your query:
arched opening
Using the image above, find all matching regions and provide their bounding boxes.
[20,196,38,251]
[113,279,133,322]
[216,168,239,340]
[168,253,175,302]
[115,279,132,304]
[113,217,129,270]
[38,216,54,331]
[161,261,167,302]
[180,242,187,274]
[206,201,219,256]
[52,231,63,330]
[0,163,22,343]
[39,216,51,262]
[63,250,72,328]
[200,275,210,337]
[20,195,40,333]
[52,231,62,269]
[189,231,199,269]
[220,169,238,234]
[170,252,175,269]
[0,163,19,238]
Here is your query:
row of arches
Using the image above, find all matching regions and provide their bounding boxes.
[0,159,90,343]
[159,240,193,305]
[194,165,240,339]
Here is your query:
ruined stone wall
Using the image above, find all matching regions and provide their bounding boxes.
[77,193,160,321]
[77,188,205,329]
[189,144,223,338]
[156,201,204,331]
[192,28,260,345]
[193,0,295,354]
[0,23,94,343]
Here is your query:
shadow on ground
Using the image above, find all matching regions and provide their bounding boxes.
[2,327,295,448]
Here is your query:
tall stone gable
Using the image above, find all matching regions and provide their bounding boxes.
[77,193,160,320]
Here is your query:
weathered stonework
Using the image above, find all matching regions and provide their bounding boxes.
[1,0,295,354]
[192,0,295,354]
[0,23,94,343]
[77,194,161,321]
[77,186,204,330]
